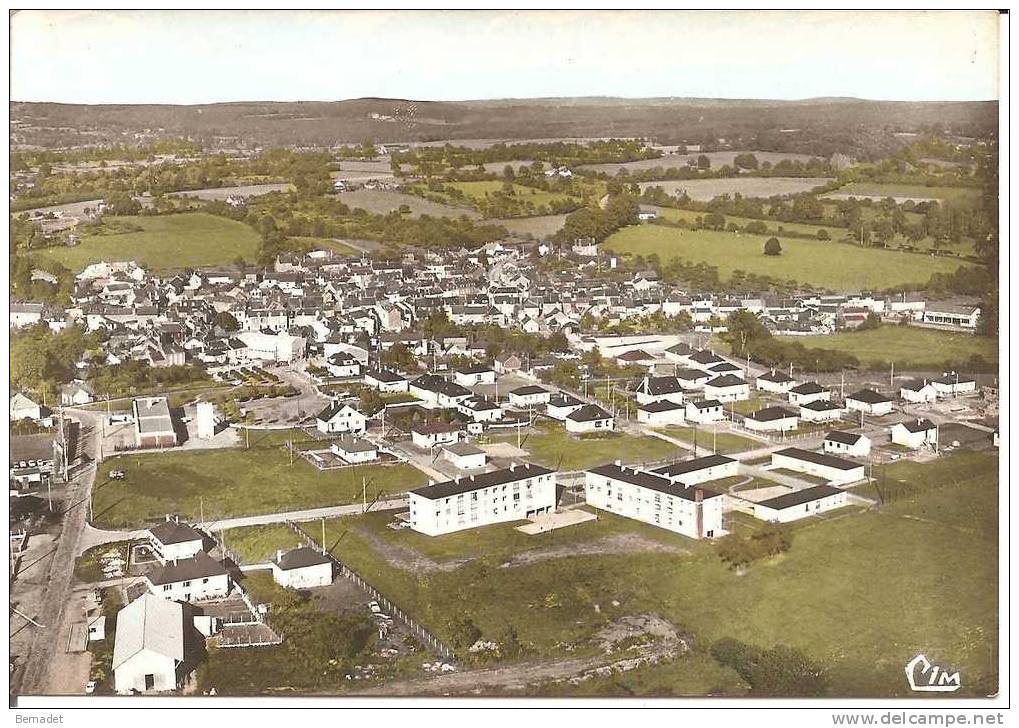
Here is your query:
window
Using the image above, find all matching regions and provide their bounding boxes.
[162,585,171,592]
[183,580,191,587]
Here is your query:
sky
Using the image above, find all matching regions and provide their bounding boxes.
[10,9,1001,105]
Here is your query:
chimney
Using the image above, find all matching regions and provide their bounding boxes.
[615,459,621,467]
[510,462,516,472]
[276,549,283,563]
[695,489,704,503]
[470,475,475,482]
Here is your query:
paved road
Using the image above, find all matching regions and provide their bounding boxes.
[14,408,102,697]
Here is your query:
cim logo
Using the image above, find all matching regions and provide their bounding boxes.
[905,653,962,693]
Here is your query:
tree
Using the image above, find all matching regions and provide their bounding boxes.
[763,237,782,256]
[816,228,830,241]
[696,154,711,170]
[446,613,482,651]
[497,624,523,659]
[214,311,239,332]
[855,311,882,331]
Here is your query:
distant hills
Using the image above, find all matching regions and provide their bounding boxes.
[10,96,997,159]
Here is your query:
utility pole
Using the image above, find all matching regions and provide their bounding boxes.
[200,497,204,526]
[362,477,367,514]
[840,370,845,399]
[890,361,895,388]
[321,517,326,554]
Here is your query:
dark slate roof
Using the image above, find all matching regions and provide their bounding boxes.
[548,393,582,408]
[688,350,724,365]
[639,400,685,413]
[801,399,843,412]
[365,368,406,383]
[588,463,722,502]
[146,552,228,586]
[332,436,377,453]
[825,430,864,445]
[757,484,844,511]
[410,463,552,500]
[638,376,684,396]
[748,406,797,422]
[757,370,795,383]
[651,454,735,479]
[567,404,612,422]
[273,547,331,571]
[705,374,747,388]
[790,381,825,395]
[900,379,933,392]
[848,388,892,404]
[897,418,938,433]
[689,399,723,410]
[674,367,709,382]
[510,385,549,396]
[933,374,976,385]
[412,374,472,398]
[774,447,863,471]
[148,521,204,546]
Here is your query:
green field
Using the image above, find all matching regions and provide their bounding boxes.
[289,237,361,256]
[824,182,982,205]
[221,524,306,564]
[655,426,764,455]
[92,447,427,529]
[785,326,998,369]
[488,214,567,238]
[319,450,998,697]
[447,181,579,208]
[603,225,977,291]
[493,424,684,470]
[37,213,261,273]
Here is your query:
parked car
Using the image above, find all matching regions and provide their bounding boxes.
[109,470,125,481]
[368,600,381,614]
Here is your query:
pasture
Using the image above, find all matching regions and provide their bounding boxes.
[822,183,982,206]
[320,450,998,697]
[637,177,833,201]
[603,225,977,291]
[36,212,261,273]
[580,150,822,175]
[489,214,568,238]
[783,327,997,369]
[169,183,292,201]
[337,189,479,219]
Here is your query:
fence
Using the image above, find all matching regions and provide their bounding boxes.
[284,520,456,662]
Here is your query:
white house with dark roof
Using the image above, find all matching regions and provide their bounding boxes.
[411,420,463,450]
[454,364,497,387]
[823,431,872,458]
[932,373,977,398]
[458,396,503,423]
[788,381,830,406]
[686,399,725,424]
[113,593,185,694]
[890,419,939,449]
[585,462,724,539]
[316,402,367,434]
[442,441,488,470]
[410,374,473,410]
[363,368,409,393]
[741,484,848,523]
[743,406,799,433]
[755,369,799,394]
[673,367,711,390]
[271,547,333,589]
[546,392,584,421]
[143,552,231,603]
[566,403,614,434]
[9,392,50,423]
[651,454,739,485]
[330,436,378,464]
[900,379,938,404]
[770,447,866,485]
[408,463,556,535]
[633,375,686,406]
[324,352,362,378]
[845,389,894,417]
[799,399,845,422]
[703,374,750,403]
[147,518,205,564]
[637,399,687,427]
[508,385,552,409]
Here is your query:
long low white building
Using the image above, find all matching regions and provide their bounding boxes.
[585,462,724,539]
[742,484,849,523]
[771,447,866,485]
[408,463,556,536]
[650,454,739,485]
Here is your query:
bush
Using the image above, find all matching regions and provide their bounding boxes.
[710,638,828,696]
[764,237,783,256]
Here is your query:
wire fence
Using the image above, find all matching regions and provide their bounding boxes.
[284,520,456,662]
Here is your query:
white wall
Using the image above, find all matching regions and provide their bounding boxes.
[584,472,723,539]
[273,562,333,589]
[115,650,178,694]
[409,472,557,536]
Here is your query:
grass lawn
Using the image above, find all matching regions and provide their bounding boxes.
[92,447,428,529]
[782,326,998,369]
[222,523,306,565]
[489,214,567,238]
[654,207,834,238]
[603,225,977,291]
[317,450,997,697]
[493,423,684,470]
[37,213,261,273]
[656,426,763,455]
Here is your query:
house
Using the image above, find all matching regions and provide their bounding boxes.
[890,419,939,450]
[147,518,205,564]
[113,594,185,694]
[788,381,830,406]
[932,373,977,398]
[316,402,367,434]
[330,436,379,464]
[770,447,866,485]
[585,462,724,539]
[143,552,231,603]
[823,431,872,458]
[408,463,556,536]
[703,374,750,403]
[88,614,107,641]
[845,389,894,417]
[900,379,938,404]
[61,380,94,406]
[799,399,845,422]
[458,396,503,423]
[546,393,584,421]
[411,420,462,450]
[323,352,362,378]
[685,399,725,424]
[410,374,473,410]
[10,392,50,423]
[10,301,45,328]
[673,367,711,390]
[363,368,409,393]
[633,375,686,406]
[508,385,552,409]
[566,404,614,434]
[133,396,178,449]
[755,369,798,394]
[637,399,687,427]
[453,364,497,387]
[743,406,799,433]
[442,441,488,470]
[494,352,523,374]
[271,547,333,589]
[651,454,739,485]
[745,484,848,523]
[10,433,64,488]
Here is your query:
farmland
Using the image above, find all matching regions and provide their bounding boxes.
[319,451,997,697]
[579,150,821,175]
[489,214,568,238]
[337,189,479,219]
[91,448,428,529]
[782,326,998,369]
[603,224,977,291]
[35,212,261,273]
[822,182,983,205]
[637,177,833,201]
[169,183,292,201]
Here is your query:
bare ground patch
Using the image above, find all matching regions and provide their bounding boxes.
[499,532,687,568]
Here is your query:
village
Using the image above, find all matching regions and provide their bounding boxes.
[9,233,999,696]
